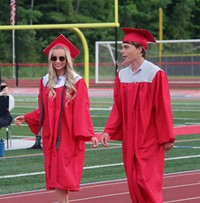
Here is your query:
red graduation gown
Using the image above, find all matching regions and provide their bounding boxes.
[24,78,95,191]
[104,66,174,203]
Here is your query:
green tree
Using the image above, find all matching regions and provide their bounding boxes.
[0,0,199,76]
[165,0,196,39]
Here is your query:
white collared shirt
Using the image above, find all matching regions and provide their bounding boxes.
[42,72,82,87]
[119,60,161,83]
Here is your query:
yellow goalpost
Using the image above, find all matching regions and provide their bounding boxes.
[0,0,120,87]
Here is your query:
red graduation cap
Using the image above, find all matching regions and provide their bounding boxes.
[121,28,156,50]
[43,34,80,59]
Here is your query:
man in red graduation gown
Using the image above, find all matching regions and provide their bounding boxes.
[101,28,175,203]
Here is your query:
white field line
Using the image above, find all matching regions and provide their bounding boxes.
[1,176,200,202]
[1,155,200,179]
[163,196,200,203]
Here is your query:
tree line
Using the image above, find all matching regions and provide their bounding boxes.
[0,0,199,65]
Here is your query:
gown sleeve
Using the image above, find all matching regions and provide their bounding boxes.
[73,79,95,141]
[104,72,123,140]
[153,71,175,144]
[24,79,43,135]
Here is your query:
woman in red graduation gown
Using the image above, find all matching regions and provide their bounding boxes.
[14,34,98,203]
[101,28,175,203]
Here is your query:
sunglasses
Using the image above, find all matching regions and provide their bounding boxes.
[51,56,66,62]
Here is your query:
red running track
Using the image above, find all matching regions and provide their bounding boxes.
[0,170,200,203]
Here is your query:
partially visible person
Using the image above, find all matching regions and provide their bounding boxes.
[14,34,98,203]
[27,134,42,149]
[0,79,9,96]
[101,28,175,203]
[0,79,14,128]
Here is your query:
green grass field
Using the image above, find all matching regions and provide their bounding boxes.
[0,93,200,195]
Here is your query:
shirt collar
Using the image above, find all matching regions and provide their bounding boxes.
[128,60,146,74]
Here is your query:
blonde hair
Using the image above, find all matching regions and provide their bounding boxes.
[47,46,77,104]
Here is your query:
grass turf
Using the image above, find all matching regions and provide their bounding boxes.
[0,95,200,194]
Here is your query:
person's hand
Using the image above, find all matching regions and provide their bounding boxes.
[162,142,174,152]
[14,116,25,126]
[91,136,98,148]
[0,86,9,96]
[101,132,110,148]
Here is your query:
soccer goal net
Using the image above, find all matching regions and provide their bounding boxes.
[95,40,200,87]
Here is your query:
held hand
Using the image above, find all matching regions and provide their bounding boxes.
[14,116,25,127]
[91,136,98,148]
[162,142,174,152]
[101,132,110,148]
[1,87,9,96]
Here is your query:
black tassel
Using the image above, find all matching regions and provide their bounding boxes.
[56,137,60,149]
